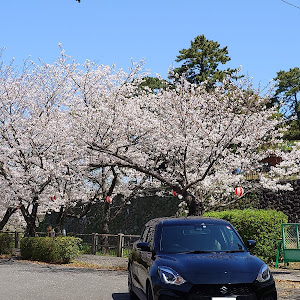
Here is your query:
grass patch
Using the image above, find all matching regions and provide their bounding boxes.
[16,258,127,271]
[0,254,11,259]
[69,260,127,271]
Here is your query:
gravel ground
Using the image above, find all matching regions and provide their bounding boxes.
[275,279,300,299]
[74,254,128,269]
[271,266,300,299]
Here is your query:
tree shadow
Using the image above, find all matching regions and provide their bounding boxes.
[112,293,131,300]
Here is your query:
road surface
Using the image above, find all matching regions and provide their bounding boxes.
[0,259,130,300]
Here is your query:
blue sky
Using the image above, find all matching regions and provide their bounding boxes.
[1,0,299,88]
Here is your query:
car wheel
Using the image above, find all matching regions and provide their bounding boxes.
[146,283,154,300]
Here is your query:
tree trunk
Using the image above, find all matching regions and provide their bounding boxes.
[21,201,39,237]
[25,218,37,237]
[101,201,110,254]
[55,205,68,234]
[0,207,17,230]
[296,103,300,133]
[186,194,204,216]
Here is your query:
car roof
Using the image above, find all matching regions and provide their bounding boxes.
[145,216,230,228]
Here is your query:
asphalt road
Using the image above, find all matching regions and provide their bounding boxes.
[1,258,300,300]
[0,259,130,300]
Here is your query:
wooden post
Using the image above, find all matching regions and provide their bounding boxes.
[14,231,19,248]
[117,233,124,257]
[91,233,98,255]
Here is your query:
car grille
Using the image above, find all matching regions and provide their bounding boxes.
[190,284,255,297]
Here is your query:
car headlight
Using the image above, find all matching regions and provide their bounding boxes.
[256,264,271,282]
[158,266,186,285]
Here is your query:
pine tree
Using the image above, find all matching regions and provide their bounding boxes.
[170,35,238,88]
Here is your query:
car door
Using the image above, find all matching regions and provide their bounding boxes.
[131,226,149,290]
[139,225,155,293]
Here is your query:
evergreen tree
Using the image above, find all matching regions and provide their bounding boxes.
[273,67,300,140]
[138,76,172,94]
[170,35,238,87]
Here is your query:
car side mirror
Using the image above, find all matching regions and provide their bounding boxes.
[137,241,151,252]
[246,240,256,249]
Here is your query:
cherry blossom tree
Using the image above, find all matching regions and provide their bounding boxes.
[1,49,299,235]
[79,74,299,215]
[0,51,151,235]
[60,58,159,245]
[0,51,76,236]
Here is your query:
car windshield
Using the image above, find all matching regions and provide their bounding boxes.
[159,224,246,254]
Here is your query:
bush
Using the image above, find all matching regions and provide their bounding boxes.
[79,243,92,254]
[50,237,82,264]
[0,233,14,255]
[20,237,82,264]
[204,209,288,263]
[20,237,35,260]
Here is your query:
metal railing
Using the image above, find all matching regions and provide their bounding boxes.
[275,223,300,268]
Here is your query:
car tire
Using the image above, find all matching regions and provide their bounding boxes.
[146,283,154,300]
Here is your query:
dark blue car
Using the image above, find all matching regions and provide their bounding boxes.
[128,217,277,300]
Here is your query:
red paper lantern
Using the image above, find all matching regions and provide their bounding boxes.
[172,190,178,196]
[235,187,244,197]
[50,196,56,202]
[106,196,112,204]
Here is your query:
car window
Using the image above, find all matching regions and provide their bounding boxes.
[141,226,149,242]
[146,226,155,248]
[160,224,245,253]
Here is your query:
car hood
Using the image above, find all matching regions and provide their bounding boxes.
[156,252,264,284]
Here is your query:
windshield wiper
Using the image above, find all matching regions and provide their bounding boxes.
[182,250,214,254]
[224,250,245,253]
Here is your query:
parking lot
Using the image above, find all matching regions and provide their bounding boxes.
[0,259,130,300]
[1,258,300,300]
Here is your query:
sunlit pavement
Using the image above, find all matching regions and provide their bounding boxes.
[0,259,130,300]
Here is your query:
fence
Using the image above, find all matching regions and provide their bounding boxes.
[0,230,140,258]
[72,233,140,257]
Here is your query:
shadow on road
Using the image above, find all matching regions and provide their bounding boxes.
[112,293,131,300]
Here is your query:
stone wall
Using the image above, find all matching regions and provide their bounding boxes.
[41,195,181,235]
[87,195,181,235]
[259,179,300,223]
[40,180,300,235]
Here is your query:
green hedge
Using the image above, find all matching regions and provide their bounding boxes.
[0,233,14,255]
[20,237,82,264]
[204,209,288,263]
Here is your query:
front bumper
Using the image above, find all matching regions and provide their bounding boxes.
[152,281,277,300]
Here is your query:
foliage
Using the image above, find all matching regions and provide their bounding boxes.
[204,209,288,263]
[20,236,82,263]
[20,237,35,260]
[0,233,14,255]
[273,67,300,140]
[138,76,172,93]
[79,242,92,254]
[170,34,239,87]
[282,120,300,141]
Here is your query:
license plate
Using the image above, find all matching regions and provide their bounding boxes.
[212,298,236,300]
